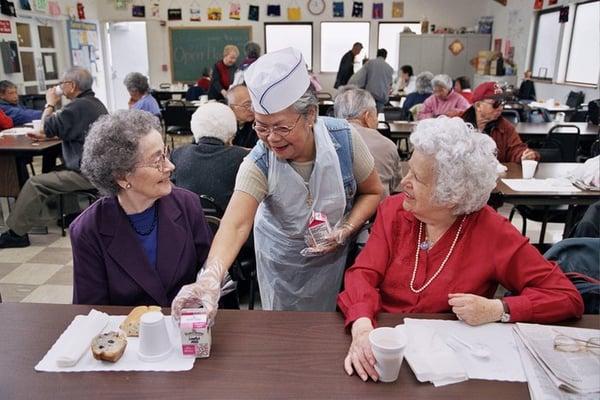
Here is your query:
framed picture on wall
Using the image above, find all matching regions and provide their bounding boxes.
[42,52,58,80]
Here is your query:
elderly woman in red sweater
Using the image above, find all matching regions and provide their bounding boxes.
[338,116,583,382]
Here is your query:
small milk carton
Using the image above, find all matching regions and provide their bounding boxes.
[179,308,211,358]
[307,211,332,248]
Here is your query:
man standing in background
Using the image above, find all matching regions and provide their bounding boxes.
[334,42,363,89]
[348,48,393,112]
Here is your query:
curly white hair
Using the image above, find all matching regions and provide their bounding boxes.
[191,102,237,144]
[410,116,500,215]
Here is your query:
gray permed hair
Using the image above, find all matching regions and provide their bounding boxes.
[244,41,261,58]
[81,109,161,196]
[291,85,318,119]
[333,86,376,119]
[431,74,453,91]
[410,116,499,215]
[123,72,150,94]
[415,71,434,94]
[62,66,93,92]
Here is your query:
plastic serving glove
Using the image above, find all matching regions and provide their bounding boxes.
[300,220,356,257]
[171,259,223,325]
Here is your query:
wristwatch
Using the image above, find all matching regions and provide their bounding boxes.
[499,299,511,323]
[44,104,55,110]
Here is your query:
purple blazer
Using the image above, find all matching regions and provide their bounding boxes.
[71,186,212,306]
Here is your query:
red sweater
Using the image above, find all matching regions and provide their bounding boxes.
[338,195,583,327]
[0,108,13,129]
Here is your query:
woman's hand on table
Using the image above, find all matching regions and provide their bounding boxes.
[344,317,378,382]
[171,259,223,325]
[26,131,47,141]
[448,293,504,325]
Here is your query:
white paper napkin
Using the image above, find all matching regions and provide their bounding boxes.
[55,309,109,367]
[35,315,195,372]
[402,319,468,386]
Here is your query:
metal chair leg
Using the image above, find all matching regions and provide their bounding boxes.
[539,206,550,245]
[508,207,516,222]
[248,271,256,310]
[59,194,66,237]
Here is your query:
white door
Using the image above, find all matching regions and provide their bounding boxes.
[105,21,149,112]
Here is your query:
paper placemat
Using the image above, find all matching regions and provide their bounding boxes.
[35,315,195,372]
[501,178,581,193]
[1,127,32,136]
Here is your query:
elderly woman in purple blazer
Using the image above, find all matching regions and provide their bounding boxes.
[71,109,212,306]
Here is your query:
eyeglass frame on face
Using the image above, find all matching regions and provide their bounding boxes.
[482,98,505,109]
[253,114,303,139]
[230,101,253,111]
[136,145,172,173]
[553,333,600,355]
[58,80,74,87]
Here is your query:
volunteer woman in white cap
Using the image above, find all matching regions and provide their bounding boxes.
[172,47,383,321]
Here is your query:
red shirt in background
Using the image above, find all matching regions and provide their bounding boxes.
[457,89,473,104]
[0,108,13,129]
[196,77,211,92]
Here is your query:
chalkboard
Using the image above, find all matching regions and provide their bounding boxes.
[169,27,252,83]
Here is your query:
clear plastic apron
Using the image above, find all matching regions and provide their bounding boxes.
[254,119,348,311]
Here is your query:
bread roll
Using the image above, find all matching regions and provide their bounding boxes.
[120,306,162,337]
[91,331,127,362]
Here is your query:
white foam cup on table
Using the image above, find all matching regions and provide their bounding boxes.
[369,327,407,383]
[377,112,385,122]
[53,85,63,97]
[138,311,172,362]
[32,119,42,131]
[200,94,209,103]
[555,112,566,122]
[521,160,538,179]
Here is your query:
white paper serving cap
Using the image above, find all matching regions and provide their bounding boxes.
[244,47,310,115]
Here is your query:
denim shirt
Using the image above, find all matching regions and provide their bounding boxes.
[249,116,357,214]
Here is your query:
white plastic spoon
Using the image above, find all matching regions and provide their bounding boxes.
[447,335,492,359]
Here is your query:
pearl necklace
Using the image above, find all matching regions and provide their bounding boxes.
[409,216,467,294]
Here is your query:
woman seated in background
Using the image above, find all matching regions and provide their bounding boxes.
[208,45,239,101]
[171,102,249,213]
[401,71,433,120]
[196,67,212,93]
[338,116,583,382]
[124,72,161,117]
[71,109,212,306]
[454,76,473,103]
[417,74,470,120]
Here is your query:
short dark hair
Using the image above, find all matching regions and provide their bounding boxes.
[352,42,363,49]
[455,76,471,90]
[376,48,387,59]
[400,65,413,76]
[0,80,16,95]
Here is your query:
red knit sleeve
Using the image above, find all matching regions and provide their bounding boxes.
[337,198,399,328]
[492,217,583,323]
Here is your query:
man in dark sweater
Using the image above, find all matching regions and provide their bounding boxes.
[0,66,108,248]
[334,42,362,89]
[227,85,257,149]
[171,102,249,212]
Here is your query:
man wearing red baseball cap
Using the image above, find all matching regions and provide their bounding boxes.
[461,81,539,163]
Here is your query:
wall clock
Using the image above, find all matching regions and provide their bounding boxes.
[307,0,326,16]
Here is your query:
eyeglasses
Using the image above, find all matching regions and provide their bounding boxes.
[484,99,506,109]
[252,114,303,139]
[58,80,74,86]
[230,102,253,111]
[137,145,171,173]
[553,334,600,355]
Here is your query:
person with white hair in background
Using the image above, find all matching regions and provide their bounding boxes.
[335,86,402,196]
[123,72,161,117]
[401,71,434,119]
[172,47,383,321]
[0,66,108,248]
[338,116,583,382]
[417,74,470,120]
[170,102,249,212]
[226,84,258,149]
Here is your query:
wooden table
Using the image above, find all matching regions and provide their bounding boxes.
[0,134,62,197]
[3,303,598,400]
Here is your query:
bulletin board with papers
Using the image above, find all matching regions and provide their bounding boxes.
[67,20,99,73]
